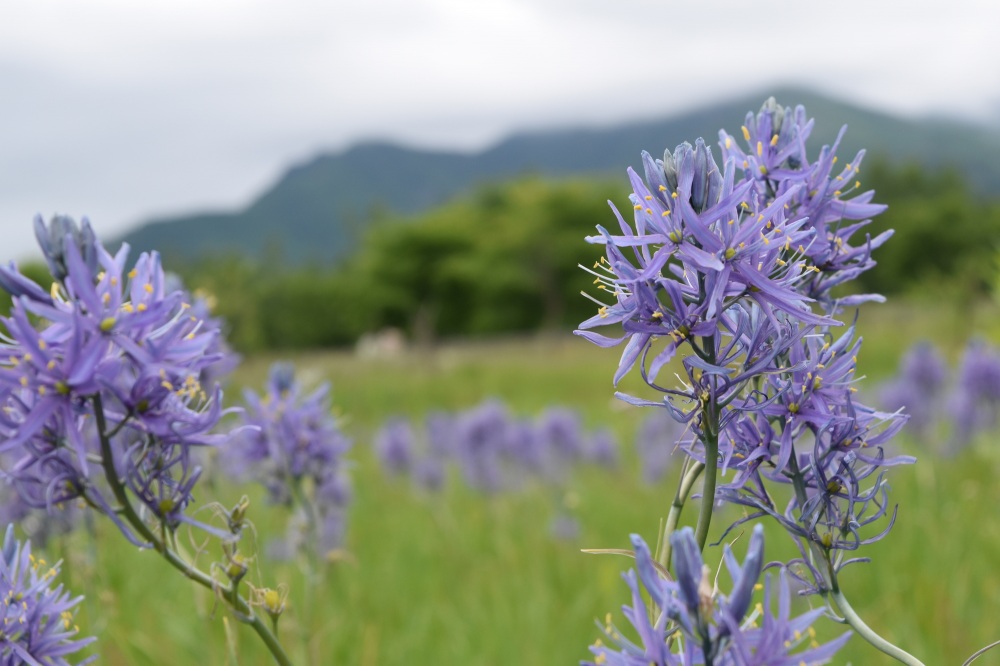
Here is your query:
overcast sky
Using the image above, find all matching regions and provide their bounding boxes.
[1,0,998,262]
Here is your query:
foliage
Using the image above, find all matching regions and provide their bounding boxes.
[137,163,1000,353]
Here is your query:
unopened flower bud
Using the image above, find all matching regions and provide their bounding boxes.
[759,96,785,135]
[33,214,99,282]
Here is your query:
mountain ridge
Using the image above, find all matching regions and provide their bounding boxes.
[114,86,1000,265]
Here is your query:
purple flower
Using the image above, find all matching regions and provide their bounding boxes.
[374,418,415,476]
[584,526,849,665]
[223,363,351,557]
[452,400,510,492]
[718,99,891,311]
[636,410,682,484]
[951,338,1000,446]
[585,428,619,468]
[0,525,96,665]
[0,218,236,544]
[880,341,947,438]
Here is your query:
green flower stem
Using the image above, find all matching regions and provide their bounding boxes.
[830,586,925,666]
[657,460,705,571]
[692,427,718,552]
[92,396,295,666]
[693,334,720,552]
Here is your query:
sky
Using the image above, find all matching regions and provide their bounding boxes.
[1,0,998,262]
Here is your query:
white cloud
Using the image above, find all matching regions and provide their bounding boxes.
[0,0,997,261]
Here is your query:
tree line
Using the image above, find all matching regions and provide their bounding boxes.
[5,161,999,352]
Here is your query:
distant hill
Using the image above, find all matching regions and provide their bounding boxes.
[114,87,1000,265]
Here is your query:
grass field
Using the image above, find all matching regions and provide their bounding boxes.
[35,298,1000,665]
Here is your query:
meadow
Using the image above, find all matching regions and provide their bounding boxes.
[31,297,1000,665]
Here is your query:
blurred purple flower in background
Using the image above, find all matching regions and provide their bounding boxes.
[879,341,947,438]
[951,338,1000,447]
[373,400,620,494]
[635,410,683,484]
[222,362,351,560]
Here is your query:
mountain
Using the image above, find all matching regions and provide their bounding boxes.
[115,87,1000,265]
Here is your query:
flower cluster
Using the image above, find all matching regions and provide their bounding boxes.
[375,401,618,538]
[579,98,916,663]
[585,525,850,665]
[0,525,95,665]
[221,363,351,560]
[374,400,618,493]
[880,338,1000,449]
[0,216,236,544]
[879,341,947,438]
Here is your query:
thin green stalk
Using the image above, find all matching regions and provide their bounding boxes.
[830,586,925,666]
[657,460,705,571]
[692,427,718,551]
[963,639,1000,666]
[92,396,295,666]
[693,335,720,552]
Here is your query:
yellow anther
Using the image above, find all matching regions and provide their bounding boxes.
[725,136,732,149]
[128,269,137,279]
[143,283,153,294]
[756,141,763,157]
[661,210,670,217]
[671,191,678,199]
[770,133,779,146]
[37,340,46,350]
[633,204,642,211]
[137,303,147,312]
[658,184,667,192]
[741,125,750,141]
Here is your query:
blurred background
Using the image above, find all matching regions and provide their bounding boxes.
[3,1,1000,664]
